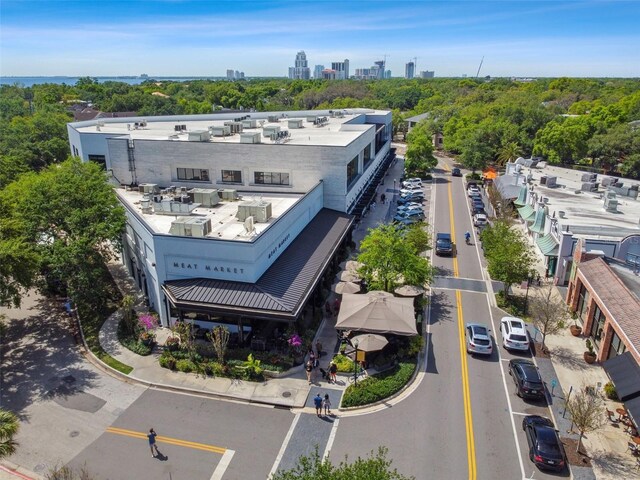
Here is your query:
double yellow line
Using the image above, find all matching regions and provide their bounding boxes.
[106,427,227,454]
[446,169,477,480]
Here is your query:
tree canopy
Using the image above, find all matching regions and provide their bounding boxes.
[404,122,437,176]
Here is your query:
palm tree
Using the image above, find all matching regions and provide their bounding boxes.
[0,409,19,459]
[497,141,520,166]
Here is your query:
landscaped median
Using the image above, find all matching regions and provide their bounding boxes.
[341,361,417,408]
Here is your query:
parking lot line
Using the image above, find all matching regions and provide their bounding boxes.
[106,427,227,454]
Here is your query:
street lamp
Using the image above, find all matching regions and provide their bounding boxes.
[353,339,360,385]
[523,273,534,315]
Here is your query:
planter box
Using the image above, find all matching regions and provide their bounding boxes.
[570,325,582,337]
[584,352,597,364]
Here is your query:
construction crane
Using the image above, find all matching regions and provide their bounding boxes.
[475,56,484,78]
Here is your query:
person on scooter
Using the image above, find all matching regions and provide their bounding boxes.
[465,231,471,244]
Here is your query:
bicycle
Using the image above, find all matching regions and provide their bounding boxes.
[348,367,368,384]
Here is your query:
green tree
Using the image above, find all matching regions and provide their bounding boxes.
[270,446,414,480]
[1,158,126,309]
[459,128,492,174]
[357,224,432,292]
[404,123,437,176]
[496,141,521,166]
[0,408,19,459]
[480,220,536,299]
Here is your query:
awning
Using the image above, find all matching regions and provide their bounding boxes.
[536,233,559,257]
[603,352,640,402]
[529,206,547,233]
[163,209,353,322]
[517,204,535,222]
[624,395,640,428]
[514,186,528,207]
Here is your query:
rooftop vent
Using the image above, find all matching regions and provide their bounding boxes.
[236,200,272,223]
[208,126,230,137]
[288,119,304,129]
[169,217,212,237]
[240,132,261,144]
[604,190,618,212]
[188,130,210,142]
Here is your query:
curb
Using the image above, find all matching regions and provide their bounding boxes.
[0,461,43,480]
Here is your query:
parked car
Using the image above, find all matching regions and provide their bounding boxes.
[465,323,493,355]
[468,191,482,201]
[400,186,422,194]
[402,178,423,188]
[468,185,481,197]
[393,216,423,226]
[522,416,567,472]
[395,209,425,219]
[471,197,484,208]
[509,359,545,400]
[452,168,462,177]
[397,205,424,214]
[397,197,423,206]
[472,205,486,216]
[500,317,530,351]
[473,213,488,227]
[400,192,425,201]
[435,232,453,256]
[405,177,423,184]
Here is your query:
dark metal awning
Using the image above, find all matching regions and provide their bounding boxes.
[163,209,353,322]
[603,352,640,402]
[624,395,640,428]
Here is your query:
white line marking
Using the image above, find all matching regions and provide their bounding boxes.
[268,412,300,478]
[511,411,533,417]
[323,417,340,460]
[210,449,235,480]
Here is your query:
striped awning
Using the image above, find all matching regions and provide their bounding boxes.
[517,204,535,222]
[536,233,559,257]
[514,186,528,207]
[529,206,547,233]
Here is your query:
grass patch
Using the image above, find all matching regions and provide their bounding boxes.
[495,290,526,317]
[341,361,416,408]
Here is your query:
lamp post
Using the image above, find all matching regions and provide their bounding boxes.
[523,273,534,315]
[353,339,359,385]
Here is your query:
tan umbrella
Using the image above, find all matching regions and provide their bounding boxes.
[333,281,361,295]
[351,333,388,352]
[336,291,418,336]
[394,285,426,297]
[335,270,362,283]
[339,260,364,272]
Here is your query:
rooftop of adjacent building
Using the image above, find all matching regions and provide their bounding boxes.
[117,187,303,241]
[70,109,388,148]
[516,163,640,239]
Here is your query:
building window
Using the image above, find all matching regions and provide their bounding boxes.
[589,304,606,348]
[347,156,359,187]
[254,172,290,185]
[221,170,242,183]
[577,283,589,322]
[88,154,106,169]
[608,330,626,359]
[177,168,210,182]
[363,144,372,170]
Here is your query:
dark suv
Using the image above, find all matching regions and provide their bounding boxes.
[522,416,567,472]
[509,359,545,400]
[435,233,453,256]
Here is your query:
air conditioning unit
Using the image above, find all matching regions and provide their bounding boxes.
[139,183,159,194]
[288,119,303,129]
[240,132,261,144]
[263,125,281,137]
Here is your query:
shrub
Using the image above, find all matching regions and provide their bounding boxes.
[175,359,197,373]
[117,320,153,356]
[159,354,177,370]
[603,381,618,400]
[341,362,416,408]
[332,354,354,373]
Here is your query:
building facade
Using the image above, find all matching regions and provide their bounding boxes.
[288,51,311,80]
[405,62,415,79]
[331,60,349,80]
[313,65,324,79]
[67,109,393,329]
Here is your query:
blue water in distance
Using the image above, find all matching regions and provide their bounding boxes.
[0,76,231,87]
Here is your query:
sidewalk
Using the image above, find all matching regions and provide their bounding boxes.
[95,154,408,411]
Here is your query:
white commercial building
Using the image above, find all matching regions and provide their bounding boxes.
[67,109,393,331]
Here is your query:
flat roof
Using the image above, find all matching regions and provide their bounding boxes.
[527,165,640,239]
[72,109,386,147]
[117,187,302,241]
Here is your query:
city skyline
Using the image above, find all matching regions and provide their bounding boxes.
[1,1,639,78]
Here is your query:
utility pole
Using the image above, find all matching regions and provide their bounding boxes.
[475,56,484,78]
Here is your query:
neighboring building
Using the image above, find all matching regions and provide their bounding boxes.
[288,51,311,80]
[566,240,640,364]
[385,70,392,79]
[419,71,435,78]
[353,61,386,80]
[313,65,325,79]
[226,69,235,80]
[331,60,349,80]
[322,69,337,80]
[405,62,415,79]
[72,108,138,122]
[497,161,640,284]
[67,109,393,328]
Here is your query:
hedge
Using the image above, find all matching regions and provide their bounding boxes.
[341,362,416,408]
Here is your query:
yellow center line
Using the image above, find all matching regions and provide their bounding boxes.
[106,427,227,455]
[446,166,477,480]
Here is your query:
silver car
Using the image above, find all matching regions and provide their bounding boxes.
[465,323,493,355]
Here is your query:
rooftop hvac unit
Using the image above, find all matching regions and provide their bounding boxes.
[581,173,597,183]
[604,191,618,212]
[240,132,261,144]
[600,176,617,187]
[188,130,210,142]
[139,183,159,194]
[581,181,598,192]
[242,119,257,128]
[288,119,304,129]
[223,122,243,134]
[152,197,200,215]
[140,196,152,214]
[267,115,279,123]
[169,217,212,237]
[540,175,548,185]
[236,201,272,223]
[209,126,231,137]
[220,189,238,201]
[188,188,219,207]
[546,176,557,188]
[263,125,281,137]
[306,116,317,123]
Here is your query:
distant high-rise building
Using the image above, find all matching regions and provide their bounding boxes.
[289,51,311,79]
[385,70,392,79]
[405,62,415,79]
[419,71,435,79]
[313,65,325,79]
[331,59,349,79]
[226,69,244,80]
[374,60,385,79]
[322,69,337,80]
[226,69,235,80]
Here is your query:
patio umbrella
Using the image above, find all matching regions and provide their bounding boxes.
[336,291,418,336]
[394,285,425,297]
[335,270,362,283]
[350,333,388,352]
[333,281,361,295]
[339,260,364,272]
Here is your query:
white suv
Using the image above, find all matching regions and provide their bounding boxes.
[500,317,530,351]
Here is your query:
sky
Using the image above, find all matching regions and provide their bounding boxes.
[0,0,639,78]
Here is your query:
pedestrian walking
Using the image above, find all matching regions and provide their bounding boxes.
[323,394,332,415]
[315,340,323,358]
[333,298,341,316]
[308,347,317,368]
[314,393,323,417]
[147,428,159,457]
[305,359,313,384]
[381,193,386,204]
[329,361,337,383]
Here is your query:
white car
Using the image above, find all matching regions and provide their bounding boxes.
[473,213,488,227]
[400,187,423,195]
[402,181,422,189]
[500,317,530,351]
[468,185,480,197]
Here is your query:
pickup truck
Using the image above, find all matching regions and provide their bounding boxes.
[435,232,453,256]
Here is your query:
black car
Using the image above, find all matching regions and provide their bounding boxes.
[472,205,486,216]
[508,359,545,400]
[435,232,453,256]
[452,167,462,177]
[522,416,567,472]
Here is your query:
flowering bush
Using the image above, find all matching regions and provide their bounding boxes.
[138,314,158,332]
[287,333,303,356]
